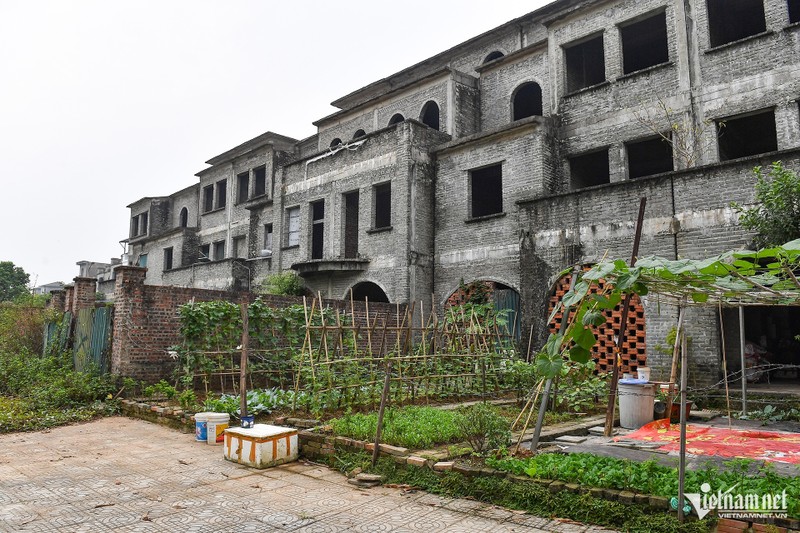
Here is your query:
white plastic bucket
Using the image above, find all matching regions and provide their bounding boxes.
[637,367,651,381]
[194,412,212,442]
[206,413,230,445]
[618,381,655,429]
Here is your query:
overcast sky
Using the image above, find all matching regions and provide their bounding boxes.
[0,0,548,287]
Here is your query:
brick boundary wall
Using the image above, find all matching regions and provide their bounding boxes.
[48,290,66,311]
[71,277,97,312]
[110,266,407,383]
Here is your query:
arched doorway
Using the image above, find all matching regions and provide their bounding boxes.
[419,101,440,130]
[350,281,389,303]
[446,280,521,341]
[388,113,405,126]
[547,270,647,375]
[179,207,188,228]
[512,82,543,121]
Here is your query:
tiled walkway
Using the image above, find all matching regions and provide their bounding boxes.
[0,417,614,532]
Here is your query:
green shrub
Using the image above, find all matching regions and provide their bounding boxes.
[258,271,306,296]
[455,403,511,453]
[143,380,177,400]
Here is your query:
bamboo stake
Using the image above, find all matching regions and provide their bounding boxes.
[514,379,544,453]
[718,301,733,430]
[666,306,686,421]
[239,303,249,418]
[372,359,393,467]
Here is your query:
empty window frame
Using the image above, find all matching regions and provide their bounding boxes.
[253,165,267,197]
[512,82,543,120]
[343,191,359,258]
[330,138,342,148]
[353,129,366,140]
[213,240,226,261]
[790,0,800,24]
[311,200,324,260]
[564,34,605,93]
[237,172,250,203]
[139,213,148,236]
[202,185,214,213]
[179,207,188,228]
[286,207,300,247]
[200,244,211,261]
[420,101,440,130]
[470,164,503,218]
[569,150,610,189]
[264,223,273,251]
[707,0,766,47]
[232,235,246,259]
[373,182,391,229]
[163,247,173,271]
[626,136,674,179]
[130,215,139,237]
[137,254,148,268]
[215,179,227,209]
[620,11,669,74]
[388,113,405,126]
[717,109,778,161]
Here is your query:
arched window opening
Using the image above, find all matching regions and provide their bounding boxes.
[350,281,389,303]
[419,101,440,131]
[330,138,342,148]
[512,82,543,121]
[388,113,405,126]
[179,207,188,228]
[352,129,366,140]
[483,51,505,63]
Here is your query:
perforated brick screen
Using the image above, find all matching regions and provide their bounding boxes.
[547,272,647,375]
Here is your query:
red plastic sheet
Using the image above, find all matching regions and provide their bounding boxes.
[616,419,800,464]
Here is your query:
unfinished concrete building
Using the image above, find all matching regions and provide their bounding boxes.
[124,0,800,388]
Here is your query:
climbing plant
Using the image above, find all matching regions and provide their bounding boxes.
[537,239,800,379]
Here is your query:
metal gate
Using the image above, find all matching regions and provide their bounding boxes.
[493,289,521,342]
[44,307,113,374]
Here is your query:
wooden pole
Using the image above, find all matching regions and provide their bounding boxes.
[739,305,747,415]
[604,197,647,437]
[678,332,689,523]
[719,301,733,429]
[239,303,249,419]
[372,360,392,467]
[666,306,686,423]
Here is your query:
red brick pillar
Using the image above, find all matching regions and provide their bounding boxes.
[49,290,66,312]
[111,266,147,376]
[72,277,97,312]
[63,285,75,313]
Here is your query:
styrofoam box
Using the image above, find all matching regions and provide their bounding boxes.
[223,424,299,469]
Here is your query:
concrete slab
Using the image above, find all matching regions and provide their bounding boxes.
[0,416,614,532]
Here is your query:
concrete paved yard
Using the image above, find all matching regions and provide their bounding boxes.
[0,417,614,532]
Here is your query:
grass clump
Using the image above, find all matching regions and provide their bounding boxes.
[330,406,464,449]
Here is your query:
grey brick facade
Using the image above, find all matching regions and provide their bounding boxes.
[123,0,800,385]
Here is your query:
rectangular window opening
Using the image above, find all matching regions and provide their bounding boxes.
[200,244,211,261]
[163,247,173,271]
[621,11,668,74]
[202,185,214,213]
[213,240,226,261]
[264,223,273,252]
[140,213,148,236]
[254,166,267,197]
[237,172,250,203]
[215,179,227,209]
[131,215,139,237]
[233,236,247,259]
[137,253,148,268]
[564,35,605,93]
[717,109,777,161]
[569,150,610,190]
[286,207,300,247]
[311,200,324,260]
[344,191,359,258]
[707,0,766,47]
[374,182,391,229]
[627,136,674,179]
[470,164,503,218]
[790,0,800,23]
